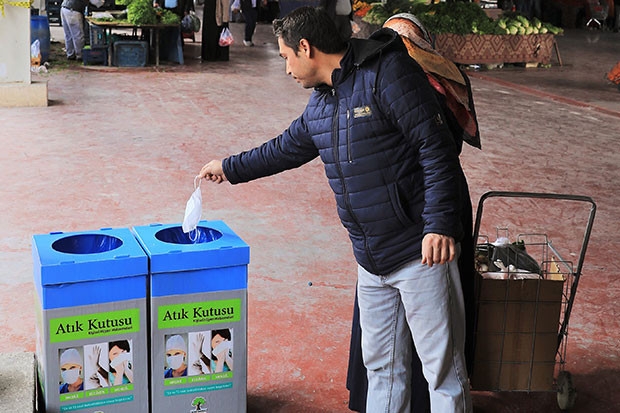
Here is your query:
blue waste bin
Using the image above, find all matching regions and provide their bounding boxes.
[31,15,51,63]
[131,221,249,413]
[32,227,149,413]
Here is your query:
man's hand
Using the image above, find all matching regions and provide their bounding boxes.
[199,160,228,184]
[421,233,456,267]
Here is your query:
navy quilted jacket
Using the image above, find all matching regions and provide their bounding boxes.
[223,28,464,275]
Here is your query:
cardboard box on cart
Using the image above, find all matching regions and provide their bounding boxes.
[32,228,149,413]
[471,272,564,391]
[132,220,249,413]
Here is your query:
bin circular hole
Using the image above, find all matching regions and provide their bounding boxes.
[155,226,223,245]
[52,234,124,254]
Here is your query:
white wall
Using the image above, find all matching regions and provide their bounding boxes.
[0,6,31,84]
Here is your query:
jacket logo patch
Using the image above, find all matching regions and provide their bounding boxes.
[353,106,372,118]
[434,113,443,125]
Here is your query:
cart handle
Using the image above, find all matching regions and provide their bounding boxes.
[473,191,596,277]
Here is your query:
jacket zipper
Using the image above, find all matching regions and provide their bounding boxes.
[346,109,352,163]
[331,90,378,273]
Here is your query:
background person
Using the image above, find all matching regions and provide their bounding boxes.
[232,0,260,46]
[198,7,472,412]
[202,0,231,61]
[60,0,89,60]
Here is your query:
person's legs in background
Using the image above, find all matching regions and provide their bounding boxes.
[241,4,258,45]
[60,7,84,59]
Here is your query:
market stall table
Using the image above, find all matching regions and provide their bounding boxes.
[86,18,183,66]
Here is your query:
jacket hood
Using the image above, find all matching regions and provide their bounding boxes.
[323,28,405,91]
[349,28,404,66]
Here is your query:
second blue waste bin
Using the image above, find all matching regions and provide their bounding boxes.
[132,220,249,413]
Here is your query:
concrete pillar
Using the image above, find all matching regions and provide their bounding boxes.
[0,6,48,107]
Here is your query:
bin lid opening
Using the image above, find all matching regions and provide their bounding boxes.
[52,234,124,254]
[155,226,223,245]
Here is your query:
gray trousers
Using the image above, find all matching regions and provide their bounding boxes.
[60,7,85,58]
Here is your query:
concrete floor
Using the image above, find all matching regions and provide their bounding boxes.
[1,16,619,412]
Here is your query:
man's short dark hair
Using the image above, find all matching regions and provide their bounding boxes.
[273,6,348,55]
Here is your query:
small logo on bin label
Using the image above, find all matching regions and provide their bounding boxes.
[191,396,208,412]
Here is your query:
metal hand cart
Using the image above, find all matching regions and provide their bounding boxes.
[470,191,596,411]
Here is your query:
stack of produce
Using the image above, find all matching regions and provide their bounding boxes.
[126,0,158,25]
[87,0,180,25]
[354,0,563,35]
[496,15,563,35]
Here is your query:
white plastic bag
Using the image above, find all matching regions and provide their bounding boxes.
[182,176,202,239]
[30,39,41,60]
[218,27,234,47]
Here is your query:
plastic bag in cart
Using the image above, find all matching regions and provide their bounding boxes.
[492,243,541,274]
[476,242,541,275]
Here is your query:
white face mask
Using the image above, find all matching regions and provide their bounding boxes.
[182,176,202,240]
[167,354,185,370]
[61,368,81,384]
[212,339,232,357]
[110,351,132,369]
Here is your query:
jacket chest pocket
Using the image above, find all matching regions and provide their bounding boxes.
[341,104,376,164]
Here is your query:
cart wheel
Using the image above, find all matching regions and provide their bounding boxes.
[557,370,577,411]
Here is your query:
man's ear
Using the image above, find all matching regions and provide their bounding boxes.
[299,38,312,57]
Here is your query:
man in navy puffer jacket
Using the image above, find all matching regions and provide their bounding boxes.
[199,6,472,412]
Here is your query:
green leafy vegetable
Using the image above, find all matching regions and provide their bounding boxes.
[361,0,564,36]
[127,0,158,25]
[159,9,180,25]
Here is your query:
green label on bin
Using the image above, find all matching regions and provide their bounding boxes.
[164,377,188,386]
[85,387,109,398]
[60,391,85,403]
[110,383,133,394]
[50,309,140,343]
[158,299,241,329]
